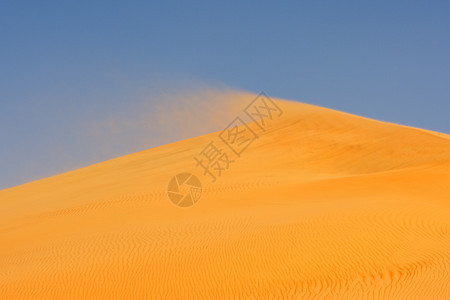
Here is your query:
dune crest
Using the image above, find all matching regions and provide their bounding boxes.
[1,94,449,299]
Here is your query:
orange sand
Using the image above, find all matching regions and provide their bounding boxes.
[1,95,449,299]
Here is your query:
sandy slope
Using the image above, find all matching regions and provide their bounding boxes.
[1,94,449,299]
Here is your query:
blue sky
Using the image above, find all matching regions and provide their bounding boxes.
[1,1,449,189]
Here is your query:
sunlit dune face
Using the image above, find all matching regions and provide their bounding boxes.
[0,92,449,300]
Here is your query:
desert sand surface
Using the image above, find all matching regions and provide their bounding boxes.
[1,94,449,299]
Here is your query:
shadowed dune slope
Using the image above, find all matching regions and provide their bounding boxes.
[1,95,449,299]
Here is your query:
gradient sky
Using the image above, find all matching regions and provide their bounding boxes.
[1,0,450,189]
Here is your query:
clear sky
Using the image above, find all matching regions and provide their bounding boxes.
[1,1,449,189]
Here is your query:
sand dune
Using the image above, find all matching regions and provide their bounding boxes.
[1,94,449,299]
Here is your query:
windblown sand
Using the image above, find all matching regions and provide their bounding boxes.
[1,96,449,299]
